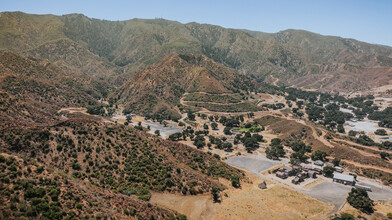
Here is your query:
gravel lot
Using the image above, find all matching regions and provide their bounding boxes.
[304,181,351,208]
[132,120,183,138]
[226,154,287,174]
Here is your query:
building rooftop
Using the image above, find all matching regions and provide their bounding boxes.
[333,173,354,182]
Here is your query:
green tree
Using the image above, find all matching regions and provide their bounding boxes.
[223,126,232,135]
[193,135,205,149]
[265,139,285,159]
[187,112,196,121]
[348,130,357,137]
[337,213,355,220]
[154,130,160,136]
[322,166,335,177]
[332,158,341,166]
[311,150,328,161]
[347,188,374,213]
[375,129,387,136]
[231,176,240,188]
[222,142,233,151]
[211,187,220,203]
[380,151,389,160]
[211,122,218,130]
[337,124,345,133]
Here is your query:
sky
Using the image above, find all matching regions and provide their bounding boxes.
[1,0,392,46]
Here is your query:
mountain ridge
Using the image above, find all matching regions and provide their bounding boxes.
[1,11,392,92]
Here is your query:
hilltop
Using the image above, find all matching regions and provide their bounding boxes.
[114,54,259,120]
[1,12,392,92]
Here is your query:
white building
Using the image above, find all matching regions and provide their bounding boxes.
[333,173,355,186]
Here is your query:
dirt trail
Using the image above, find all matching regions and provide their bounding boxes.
[150,192,215,220]
[342,160,392,174]
[277,113,336,149]
[307,124,336,149]
[332,142,380,158]
[57,107,87,114]
[180,92,246,107]
[333,138,392,154]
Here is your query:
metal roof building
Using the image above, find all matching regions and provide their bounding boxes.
[333,173,355,186]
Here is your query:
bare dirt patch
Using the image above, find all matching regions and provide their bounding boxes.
[215,178,333,220]
[150,193,215,220]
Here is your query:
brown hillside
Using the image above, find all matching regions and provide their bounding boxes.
[115,54,258,120]
[0,52,107,129]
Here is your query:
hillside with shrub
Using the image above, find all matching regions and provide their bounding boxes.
[0,52,110,129]
[114,54,259,120]
[0,119,244,218]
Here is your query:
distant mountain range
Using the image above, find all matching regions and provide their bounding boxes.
[1,11,391,93]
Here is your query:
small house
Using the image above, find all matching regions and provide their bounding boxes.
[292,177,300,184]
[308,170,317,178]
[334,166,344,173]
[282,167,294,176]
[314,160,324,166]
[276,171,288,179]
[297,172,307,181]
[258,181,267,190]
[311,165,323,174]
[325,163,334,167]
[292,165,302,174]
[272,167,281,173]
[355,184,371,192]
[333,173,355,186]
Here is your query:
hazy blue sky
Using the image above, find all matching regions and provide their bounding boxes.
[1,0,392,46]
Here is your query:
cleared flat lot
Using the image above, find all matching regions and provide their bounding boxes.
[226,155,283,174]
[304,182,351,208]
[305,180,392,208]
[132,120,183,138]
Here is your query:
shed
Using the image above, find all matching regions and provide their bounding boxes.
[334,166,344,173]
[325,163,334,167]
[314,160,324,166]
[276,171,288,179]
[308,170,317,178]
[355,184,371,192]
[258,181,267,190]
[292,177,300,184]
[283,167,294,176]
[297,172,307,181]
[312,165,323,174]
[333,173,355,186]
[292,165,302,172]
